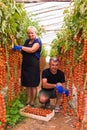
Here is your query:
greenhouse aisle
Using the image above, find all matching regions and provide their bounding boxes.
[6,112,76,130]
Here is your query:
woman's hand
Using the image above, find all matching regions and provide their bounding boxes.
[13,45,22,51]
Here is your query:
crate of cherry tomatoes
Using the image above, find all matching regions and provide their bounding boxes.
[20,106,55,121]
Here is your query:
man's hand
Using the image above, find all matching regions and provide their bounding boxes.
[13,45,22,51]
[55,85,64,94]
[63,89,69,97]
[56,82,63,86]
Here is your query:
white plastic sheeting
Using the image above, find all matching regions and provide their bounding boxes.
[24,2,73,44]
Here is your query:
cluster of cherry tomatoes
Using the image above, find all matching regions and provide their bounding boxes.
[22,106,52,117]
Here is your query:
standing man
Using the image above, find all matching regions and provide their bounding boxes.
[38,57,65,112]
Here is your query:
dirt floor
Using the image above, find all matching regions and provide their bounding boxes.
[6,110,76,130]
[6,98,77,130]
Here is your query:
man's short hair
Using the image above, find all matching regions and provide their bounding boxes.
[49,57,59,63]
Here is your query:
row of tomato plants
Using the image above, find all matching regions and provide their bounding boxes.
[0,47,24,129]
[50,2,87,129]
[58,47,87,129]
[0,1,47,129]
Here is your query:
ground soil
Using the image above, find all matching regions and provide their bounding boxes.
[6,112,76,130]
[6,101,76,130]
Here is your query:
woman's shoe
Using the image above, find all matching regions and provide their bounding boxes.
[26,102,31,106]
[30,104,35,107]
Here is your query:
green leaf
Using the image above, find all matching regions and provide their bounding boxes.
[0,10,2,17]
[2,20,6,33]
[0,122,2,125]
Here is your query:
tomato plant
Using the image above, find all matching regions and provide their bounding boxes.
[6,90,26,127]
[41,45,48,57]
[0,0,42,48]
[50,0,87,62]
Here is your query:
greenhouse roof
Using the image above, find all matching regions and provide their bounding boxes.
[23,2,73,44]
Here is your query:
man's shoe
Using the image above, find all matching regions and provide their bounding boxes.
[54,106,60,113]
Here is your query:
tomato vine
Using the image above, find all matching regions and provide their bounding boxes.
[0,0,42,48]
[50,0,87,62]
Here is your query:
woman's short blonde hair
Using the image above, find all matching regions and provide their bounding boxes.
[27,26,37,33]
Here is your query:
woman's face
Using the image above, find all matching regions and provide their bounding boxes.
[27,28,36,40]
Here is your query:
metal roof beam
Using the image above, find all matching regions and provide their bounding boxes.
[36,15,64,22]
[15,0,40,3]
[15,0,71,2]
[27,5,72,15]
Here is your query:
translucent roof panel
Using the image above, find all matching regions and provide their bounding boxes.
[24,2,73,44]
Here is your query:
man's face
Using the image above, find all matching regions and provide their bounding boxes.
[49,60,58,74]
